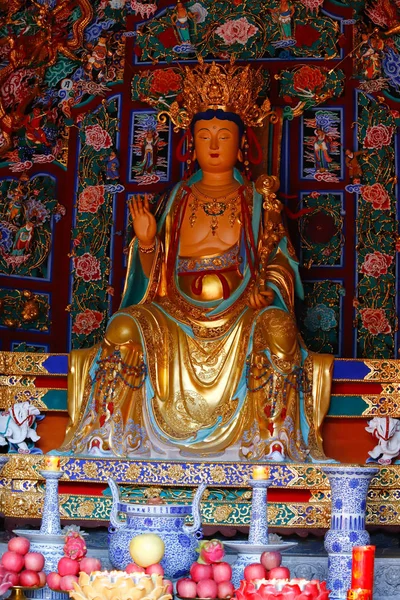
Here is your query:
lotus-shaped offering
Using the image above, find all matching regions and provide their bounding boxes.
[234,578,330,600]
[70,570,173,600]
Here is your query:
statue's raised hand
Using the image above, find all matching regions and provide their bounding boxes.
[129,195,157,247]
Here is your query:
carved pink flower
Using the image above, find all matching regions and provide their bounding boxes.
[363,124,394,149]
[85,124,112,151]
[73,252,102,282]
[360,251,393,278]
[299,0,324,12]
[360,183,391,210]
[72,309,103,335]
[359,308,392,336]
[215,17,258,46]
[78,185,105,213]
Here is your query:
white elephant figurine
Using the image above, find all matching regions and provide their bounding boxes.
[0,401,41,453]
[365,416,400,465]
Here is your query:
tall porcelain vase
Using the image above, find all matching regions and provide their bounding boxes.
[323,465,379,600]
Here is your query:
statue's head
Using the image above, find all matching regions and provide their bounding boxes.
[191,109,244,172]
[157,60,274,176]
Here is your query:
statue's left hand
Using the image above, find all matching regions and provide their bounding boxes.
[248,287,275,310]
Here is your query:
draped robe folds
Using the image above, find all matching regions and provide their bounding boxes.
[61,170,333,461]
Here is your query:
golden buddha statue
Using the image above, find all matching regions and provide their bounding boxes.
[61,61,333,462]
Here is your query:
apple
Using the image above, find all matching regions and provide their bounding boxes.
[1,551,25,573]
[190,562,213,582]
[24,552,45,572]
[58,557,80,577]
[8,537,30,556]
[217,581,234,599]
[126,563,146,574]
[267,566,290,580]
[79,557,102,574]
[197,578,218,598]
[163,579,174,594]
[20,570,40,587]
[145,564,164,576]
[60,574,79,591]
[177,578,197,598]
[244,563,267,581]
[47,572,62,591]
[260,551,282,571]
[37,571,46,587]
[212,562,232,584]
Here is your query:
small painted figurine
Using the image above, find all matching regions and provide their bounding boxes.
[271,0,295,40]
[366,416,400,465]
[359,33,384,80]
[345,149,366,183]
[86,35,110,82]
[105,150,120,180]
[138,129,158,175]
[314,128,332,172]
[172,1,193,45]
[12,221,34,255]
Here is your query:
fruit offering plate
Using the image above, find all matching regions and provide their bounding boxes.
[13,530,65,544]
[223,541,297,553]
[8,585,45,600]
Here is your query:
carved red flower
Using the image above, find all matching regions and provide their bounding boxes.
[73,252,102,282]
[149,69,182,95]
[359,308,392,336]
[72,309,103,335]
[360,251,393,278]
[293,65,326,94]
[360,183,391,210]
[85,124,112,151]
[78,185,105,213]
[363,124,394,149]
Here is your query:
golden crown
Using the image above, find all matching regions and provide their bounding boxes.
[157,60,275,131]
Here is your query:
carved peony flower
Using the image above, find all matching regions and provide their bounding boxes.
[189,2,208,24]
[215,17,258,46]
[293,65,326,94]
[360,251,393,278]
[85,124,112,151]
[73,252,102,282]
[72,309,103,335]
[149,69,182,95]
[299,0,324,13]
[78,185,105,213]
[363,124,394,150]
[359,308,392,336]
[360,183,391,210]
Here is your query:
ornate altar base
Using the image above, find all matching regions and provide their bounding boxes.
[1,456,399,530]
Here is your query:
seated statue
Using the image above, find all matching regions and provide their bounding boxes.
[61,61,333,462]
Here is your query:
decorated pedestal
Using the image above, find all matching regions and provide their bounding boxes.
[15,469,65,580]
[224,477,296,587]
[323,466,379,600]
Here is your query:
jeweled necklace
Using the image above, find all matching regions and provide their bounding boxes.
[189,184,239,235]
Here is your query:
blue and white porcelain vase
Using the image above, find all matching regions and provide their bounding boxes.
[323,465,379,600]
[107,478,206,578]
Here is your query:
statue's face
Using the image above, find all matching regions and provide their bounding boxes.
[193,117,240,172]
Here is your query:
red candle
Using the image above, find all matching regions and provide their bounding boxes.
[351,546,375,591]
[347,590,372,600]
